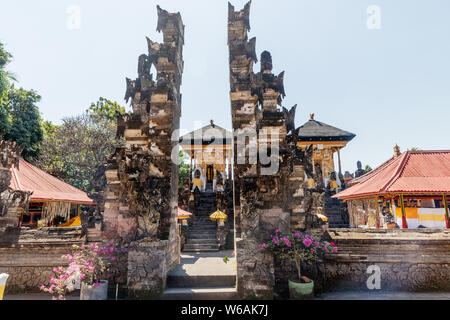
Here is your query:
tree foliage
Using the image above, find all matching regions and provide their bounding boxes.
[364,165,373,173]
[0,42,13,106]
[0,42,44,161]
[4,87,43,161]
[88,97,125,121]
[178,150,190,191]
[36,98,125,194]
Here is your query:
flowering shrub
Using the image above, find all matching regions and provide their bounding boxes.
[40,242,130,300]
[258,229,337,281]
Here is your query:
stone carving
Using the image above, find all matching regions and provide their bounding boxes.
[354,160,365,178]
[101,5,184,297]
[0,141,32,227]
[282,104,297,134]
[228,1,315,298]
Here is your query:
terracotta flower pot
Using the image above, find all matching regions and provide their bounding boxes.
[288,278,314,300]
[80,280,108,300]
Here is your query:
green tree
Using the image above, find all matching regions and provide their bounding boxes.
[88,97,125,121]
[365,165,373,173]
[36,98,125,194]
[5,87,43,161]
[0,43,13,136]
[0,42,14,106]
[178,150,190,192]
[0,42,44,160]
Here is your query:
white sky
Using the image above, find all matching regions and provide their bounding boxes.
[1,0,449,173]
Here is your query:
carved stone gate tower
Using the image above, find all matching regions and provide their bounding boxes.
[228,1,310,298]
[102,6,184,298]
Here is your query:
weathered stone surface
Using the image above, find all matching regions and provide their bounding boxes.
[228,1,316,299]
[99,6,184,298]
[0,141,32,228]
[0,227,86,293]
[103,6,184,244]
[127,239,171,299]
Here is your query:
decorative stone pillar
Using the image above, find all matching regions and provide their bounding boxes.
[228,1,316,298]
[102,5,184,298]
[0,141,32,228]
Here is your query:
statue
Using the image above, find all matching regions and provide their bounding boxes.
[283,104,297,134]
[215,170,224,190]
[355,160,365,178]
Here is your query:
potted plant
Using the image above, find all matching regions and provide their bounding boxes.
[258,229,337,299]
[40,242,129,300]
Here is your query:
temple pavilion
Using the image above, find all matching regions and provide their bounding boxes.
[179,120,233,193]
[296,114,356,188]
[333,148,450,229]
[11,159,94,228]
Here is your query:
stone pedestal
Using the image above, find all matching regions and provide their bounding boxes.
[127,239,170,299]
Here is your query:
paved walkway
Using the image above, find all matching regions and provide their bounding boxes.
[317,291,450,300]
[5,290,450,300]
[169,249,236,277]
[4,293,79,300]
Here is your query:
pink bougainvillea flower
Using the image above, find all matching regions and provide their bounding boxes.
[303,238,312,247]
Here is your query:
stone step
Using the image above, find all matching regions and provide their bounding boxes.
[161,287,239,300]
[187,229,216,233]
[167,274,236,288]
[183,243,219,251]
[189,225,217,230]
[188,229,217,234]
[327,216,346,222]
[182,248,220,253]
[187,233,217,240]
[329,224,350,228]
[186,238,219,244]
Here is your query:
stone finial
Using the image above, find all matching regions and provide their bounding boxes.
[210,119,214,126]
[310,113,315,120]
[394,144,401,157]
[260,50,272,72]
[228,1,251,31]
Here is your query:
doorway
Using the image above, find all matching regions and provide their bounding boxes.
[206,165,214,184]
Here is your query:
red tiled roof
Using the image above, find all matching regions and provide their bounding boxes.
[334,150,450,200]
[10,159,94,204]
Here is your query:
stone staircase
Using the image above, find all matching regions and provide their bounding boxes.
[324,192,349,228]
[183,190,218,253]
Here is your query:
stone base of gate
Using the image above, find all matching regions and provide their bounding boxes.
[127,239,174,299]
[235,238,275,299]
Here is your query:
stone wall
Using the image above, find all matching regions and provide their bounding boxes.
[273,228,450,297]
[0,227,86,293]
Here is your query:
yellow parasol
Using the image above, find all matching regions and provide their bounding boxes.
[210,209,227,223]
[306,178,316,188]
